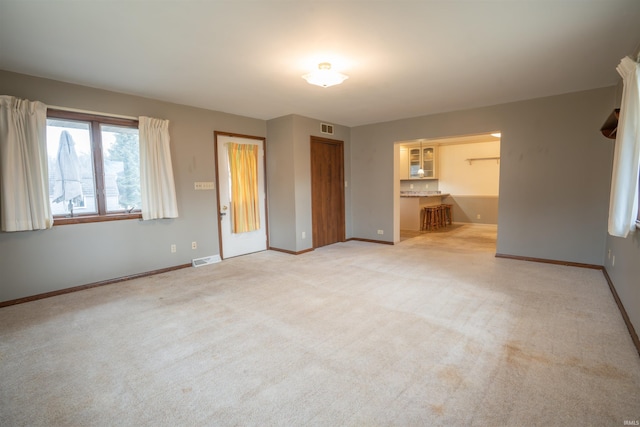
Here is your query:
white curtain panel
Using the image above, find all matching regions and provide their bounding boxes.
[0,95,53,232]
[139,116,179,220]
[608,57,640,238]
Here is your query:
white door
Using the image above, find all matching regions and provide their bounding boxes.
[215,133,267,259]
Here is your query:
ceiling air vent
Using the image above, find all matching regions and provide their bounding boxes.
[321,123,334,135]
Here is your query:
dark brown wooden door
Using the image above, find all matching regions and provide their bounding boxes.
[311,136,345,248]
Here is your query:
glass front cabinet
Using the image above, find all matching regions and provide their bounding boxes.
[408,145,437,179]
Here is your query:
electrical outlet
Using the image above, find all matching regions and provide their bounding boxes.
[171,244,176,253]
[301,231,306,239]
[377,229,384,235]
[425,184,429,189]
[410,184,414,189]
[192,241,197,250]
[476,214,481,219]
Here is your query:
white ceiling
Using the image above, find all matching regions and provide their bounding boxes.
[1,1,639,127]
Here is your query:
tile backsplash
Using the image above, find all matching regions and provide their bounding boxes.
[400,179,439,192]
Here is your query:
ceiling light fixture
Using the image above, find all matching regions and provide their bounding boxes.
[303,62,348,88]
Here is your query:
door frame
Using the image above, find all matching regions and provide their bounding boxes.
[213,131,269,259]
[310,135,346,248]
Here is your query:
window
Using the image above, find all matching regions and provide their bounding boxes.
[46,110,141,224]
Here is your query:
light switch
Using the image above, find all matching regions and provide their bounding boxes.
[194,181,215,190]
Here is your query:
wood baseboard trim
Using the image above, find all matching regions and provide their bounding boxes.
[602,268,640,357]
[0,263,192,308]
[347,238,394,245]
[268,246,314,255]
[494,253,602,270]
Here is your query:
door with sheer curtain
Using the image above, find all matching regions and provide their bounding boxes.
[215,132,267,259]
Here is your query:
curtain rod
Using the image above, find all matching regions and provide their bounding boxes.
[47,104,138,121]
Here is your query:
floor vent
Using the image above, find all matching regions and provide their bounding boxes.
[192,255,221,267]
[321,123,334,135]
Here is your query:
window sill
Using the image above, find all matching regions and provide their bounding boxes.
[53,212,142,226]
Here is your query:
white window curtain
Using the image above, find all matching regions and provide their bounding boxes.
[0,95,53,232]
[608,56,640,238]
[139,116,179,220]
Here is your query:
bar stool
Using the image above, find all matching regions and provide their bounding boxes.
[441,204,453,226]
[421,207,427,231]
[437,205,444,229]
[422,206,440,231]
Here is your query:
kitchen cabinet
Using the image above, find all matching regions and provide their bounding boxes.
[407,145,437,179]
[399,146,409,180]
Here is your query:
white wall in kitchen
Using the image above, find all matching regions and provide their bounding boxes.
[438,141,500,196]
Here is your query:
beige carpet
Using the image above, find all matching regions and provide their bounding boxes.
[1,224,639,426]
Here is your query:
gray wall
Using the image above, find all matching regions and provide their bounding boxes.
[265,115,297,250]
[605,232,640,340]
[266,114,351,253]
[351,87,615,265]
[603,81,640,341]
[443,195,499,225]
[0,70,265,302]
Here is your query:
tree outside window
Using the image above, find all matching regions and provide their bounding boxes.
[46,110,141,225]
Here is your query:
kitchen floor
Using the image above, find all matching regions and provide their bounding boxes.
[400,222,465,241]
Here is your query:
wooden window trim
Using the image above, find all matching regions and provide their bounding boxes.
[47,109,141,225]
[53,212,142,226]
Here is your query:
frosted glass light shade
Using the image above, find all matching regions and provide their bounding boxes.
[303,62,348,88]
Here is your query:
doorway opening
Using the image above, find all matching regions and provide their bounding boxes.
[394,132,501,246]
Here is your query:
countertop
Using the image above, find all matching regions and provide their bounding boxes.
[400,191,449,198]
